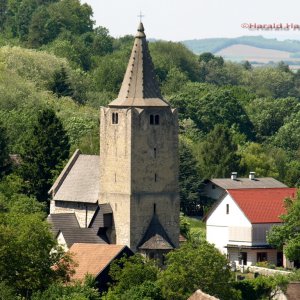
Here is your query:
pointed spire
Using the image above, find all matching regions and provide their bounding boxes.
[108,23,169,107]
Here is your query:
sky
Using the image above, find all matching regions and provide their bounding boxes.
[82,0,300,41]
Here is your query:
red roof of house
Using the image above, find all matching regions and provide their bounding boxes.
[228,188,297,224]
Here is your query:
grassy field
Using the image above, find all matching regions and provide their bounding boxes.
[186,216,206,238]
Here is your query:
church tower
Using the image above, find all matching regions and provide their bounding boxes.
[99,23,179,255]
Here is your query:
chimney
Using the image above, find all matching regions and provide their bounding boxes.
[249,172,255,180]
[231,172,237,180]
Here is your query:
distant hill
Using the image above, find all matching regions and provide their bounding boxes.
[182,36,300,54]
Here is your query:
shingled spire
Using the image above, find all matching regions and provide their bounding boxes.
[109,23,169,107]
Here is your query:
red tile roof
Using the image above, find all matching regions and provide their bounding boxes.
[69,243,128,280]
[228,188,297,224]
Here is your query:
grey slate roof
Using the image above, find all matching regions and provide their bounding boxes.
[47,213,80,236]
[47,213,107,248]
[89,204,112,230]
[138,213,174,250]
[109,22,170,108]
[49,150,100,203]
[60,228,106,248]
[210,177,287,189]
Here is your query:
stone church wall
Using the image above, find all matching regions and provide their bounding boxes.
[50,200,97,228]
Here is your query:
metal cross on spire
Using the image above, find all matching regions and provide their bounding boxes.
[138,11,145,22]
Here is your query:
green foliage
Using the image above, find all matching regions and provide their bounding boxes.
[28,0,94,48]
[169,82,254,139]
[0,121,10,177]
[267,190,300,261]
[103,254,161,300]
[150,41,200,82]
[179,139,203,215]
[197,124,241,179]
[158,240,239,300]
[245,97,300,139]
[272,111,300,152]
[0,281,17,300]
[239,143,279,178]
[32,275,101,300]
[0,207,68,297]
[242,67,295,98]
[48,66,73,98]
[233,274,289,300]
[19,108,70,201]
[179,213,191,238]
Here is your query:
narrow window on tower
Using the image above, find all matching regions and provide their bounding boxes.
[154,148,157,158]
[153,203,156,214]
[154,173,157,182]
[150,114,154,125]
[112,112,119,124]
[155,115,160,125]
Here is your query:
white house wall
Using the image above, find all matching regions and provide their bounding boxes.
[228,248,278,267]
[206,194,251,254]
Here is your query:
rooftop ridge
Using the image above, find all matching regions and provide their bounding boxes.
[49,149,81,196]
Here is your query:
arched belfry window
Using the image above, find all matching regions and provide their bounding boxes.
[150,114,159,125]
[112,112,118,124]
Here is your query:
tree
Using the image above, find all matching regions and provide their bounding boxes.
[158,240,240,300]
[233,274,289,300]
[31,275,101,300]
[28,0,94,47]
[0,0,8,30]
[103,254,161,300]
[239,143,279,178]
[169,83,255,139]
[245,97,300,139]
[198,125,241,179]
[179,140,202,215]
[0,121,10,177]
[48,66,73,98]
[19,108,70,201]
[0,205,74,297]
[267,190,300,262]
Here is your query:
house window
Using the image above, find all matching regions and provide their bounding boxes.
[257,252,268,262]
[112,112,118,124]
[226,204,229,214]
[150,114,159,125]
[239,252,247,265]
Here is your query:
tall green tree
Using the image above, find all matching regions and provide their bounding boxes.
[267,190,300,262]
[179,140,202,215]
[19,108,70,202]
[198,124,241,179]
[48,66,73,98]
[0,122,10,177]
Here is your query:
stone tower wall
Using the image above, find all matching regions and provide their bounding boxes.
[99,106,180,250]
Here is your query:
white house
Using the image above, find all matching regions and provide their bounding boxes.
[205,188,296,267]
